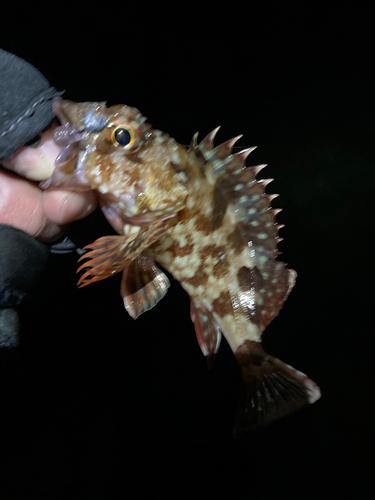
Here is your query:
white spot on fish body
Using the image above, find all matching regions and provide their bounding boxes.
[173,255,191,268]
[258,255,267,266]
[178,235,187,247]
[258,233,267,239]
[172,151,181,164]
[187,196,195,209]
[91,165,101,175]
[181,282,198,297]
[202,299,213,311]
[234,183,244,191]
[177,172,187,183]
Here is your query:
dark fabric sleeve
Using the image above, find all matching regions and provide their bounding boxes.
[0,224,50,347]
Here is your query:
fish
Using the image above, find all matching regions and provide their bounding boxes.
[45,97,321,435]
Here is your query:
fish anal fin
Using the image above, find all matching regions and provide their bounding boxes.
[190,302,221,368]
[121,254,170,319]
[233,340,320,437]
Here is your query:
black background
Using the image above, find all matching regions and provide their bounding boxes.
[1,3,374,499]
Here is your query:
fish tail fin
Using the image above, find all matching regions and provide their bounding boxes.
[233,340,320,437]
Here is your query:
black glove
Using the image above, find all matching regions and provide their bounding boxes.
[0,49,63,347]
[0,49,63,160]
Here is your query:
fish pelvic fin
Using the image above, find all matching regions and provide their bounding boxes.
[121,254,170,319]
[233,340,320,437]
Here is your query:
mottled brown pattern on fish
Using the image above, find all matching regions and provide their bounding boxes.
[198,244,221,261]
[213,255,230,277]
[211,290,233,317]
[237,266,253,291]
[171,240,195,258]
[210,187,227,231]
[251,266,265,289]
[226,226,244,256]
[181,262,209,288]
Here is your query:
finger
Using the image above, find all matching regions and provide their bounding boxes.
[0,170,62,241]
[42,189,99,226]
[1,124,62,181]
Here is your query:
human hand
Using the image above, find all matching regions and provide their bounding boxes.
[0,124,98,243]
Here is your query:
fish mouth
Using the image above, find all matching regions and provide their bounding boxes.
[53,97,77,126]
[52,98,85,166]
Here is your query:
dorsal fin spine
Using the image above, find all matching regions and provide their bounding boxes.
[194,129,287,256]
[200,126,221,152]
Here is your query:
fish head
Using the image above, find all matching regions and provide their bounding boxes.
[52,98,189,223]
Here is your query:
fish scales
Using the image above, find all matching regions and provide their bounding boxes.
[45,98,320,435]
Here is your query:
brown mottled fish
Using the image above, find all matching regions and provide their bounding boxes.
[45,98,321,434]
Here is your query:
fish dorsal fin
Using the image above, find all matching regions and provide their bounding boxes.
[193,128,283,254]
[192,130,296,327]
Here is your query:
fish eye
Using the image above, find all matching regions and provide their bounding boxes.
[111,126,136,148]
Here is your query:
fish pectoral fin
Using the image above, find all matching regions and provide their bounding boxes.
[190,302,221,368]
[76,230,144,287]
[233,340,321,437]
[120,254,170,319]
[76,221,170,288]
